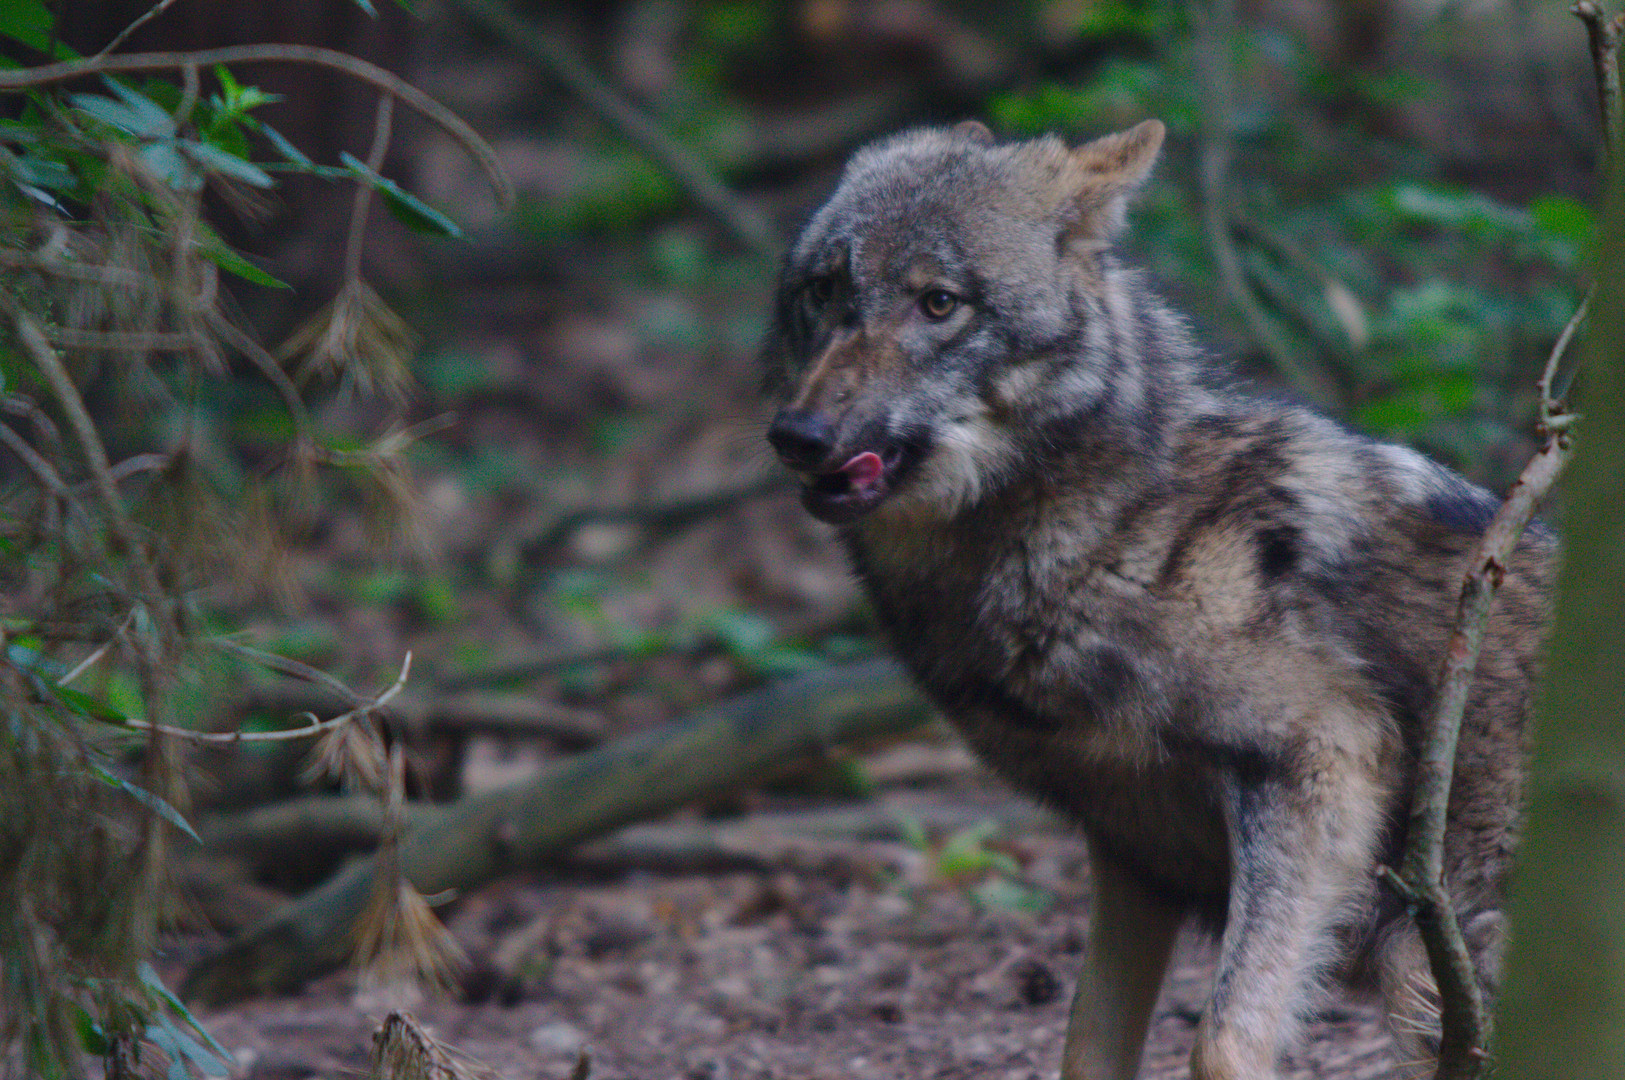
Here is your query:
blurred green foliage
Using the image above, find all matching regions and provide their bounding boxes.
[983,1,1584,477]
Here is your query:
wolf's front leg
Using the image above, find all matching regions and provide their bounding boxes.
[1060,842,1183,1080]
[1190,759,1386,1080]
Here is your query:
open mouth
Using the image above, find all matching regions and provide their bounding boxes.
[798,444,909,525]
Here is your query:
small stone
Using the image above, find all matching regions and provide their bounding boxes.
[529,1021,587,1057]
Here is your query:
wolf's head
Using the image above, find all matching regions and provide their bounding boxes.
[761,120,1166,526]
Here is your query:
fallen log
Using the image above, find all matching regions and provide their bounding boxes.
[197,786,1051,883]
[181,658,929,1003]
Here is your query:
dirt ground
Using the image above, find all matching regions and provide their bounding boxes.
[180,763,1406,1080]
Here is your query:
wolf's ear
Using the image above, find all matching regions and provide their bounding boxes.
[1062,119,1165,242]
[952,119,995,145]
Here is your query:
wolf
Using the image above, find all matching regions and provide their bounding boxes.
[759,118,1553,1079]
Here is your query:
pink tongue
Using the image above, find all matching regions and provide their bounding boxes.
[839,451,885,491]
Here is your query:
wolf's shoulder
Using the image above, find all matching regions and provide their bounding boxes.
[1155,395,1551,601]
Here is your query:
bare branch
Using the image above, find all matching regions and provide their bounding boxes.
[95,0,185,58]
[39,326,198,352]
[120,652,412,745]
[1574,1,1625,156]
[173,61,199,126]
[345,94,395,284]
[1539,285,1592,429]
[444,0,778,260]
[0,249,143,285]
[3,298,171,617]
[0,419,72,498]
[1385,284,1585,1077]
[56,612,137,686]
[204,309,313,446]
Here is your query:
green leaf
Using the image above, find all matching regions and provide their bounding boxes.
[144,1014,228,1080]
[70,93,171,138]
[90,764,203,844]
[213,64,243,100]
[72,1008,110,1057]
[1389,183,1531,238]
[138,963,232,1063]
[104,76,178,123]
[1530,195,1595,247]
[0,0,54,52]
[209,65,281,118]
[10,151,79,194]
[139,141,204,191]
[708,609,776,658]
[5,641,67,681]
[179,139,274,188]
[340,151,463,237]
[192,223,290,289]
[253,122,314,166]
[970,876,1053,914]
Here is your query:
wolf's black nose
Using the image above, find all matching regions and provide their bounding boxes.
[768,410,836,469]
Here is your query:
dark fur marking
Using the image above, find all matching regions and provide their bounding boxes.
[1082,645,1136,714]
[1257,525,1301,581]
[934,673,1063,730]
[1424,482,1502,537]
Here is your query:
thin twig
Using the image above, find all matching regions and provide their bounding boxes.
[0,45,513,209]
[444,0,778,260]
[0,419,72,498]
[204,309,313,446]
[345,94,395,284]
[1574,1,1625,157]
[1386,288,1587,1078]
[1538,285,1592,428]
[103,452,171,485]
[173,62,199,127]
[123,652,412,745]
[208,637,368,707]
[56,612,137,687]
[1,393,66,460]
[0,249,143,285]
[39,326,197,352]
[95,0,185,59]
[3,298,171,614]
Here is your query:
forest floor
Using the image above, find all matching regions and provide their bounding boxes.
[177,754,1404,1080]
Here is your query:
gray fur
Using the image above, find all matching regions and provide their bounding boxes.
[761,121,1552,1079]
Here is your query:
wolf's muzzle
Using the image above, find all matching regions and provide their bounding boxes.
[767,409,838,471]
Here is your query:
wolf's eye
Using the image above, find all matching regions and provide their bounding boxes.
[920,289,960,321]
[805,276,835,308]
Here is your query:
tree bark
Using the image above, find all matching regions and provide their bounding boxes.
[181,659,930,1003]
[1494,153,1625,1077]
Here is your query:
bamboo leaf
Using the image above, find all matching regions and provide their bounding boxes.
[179,139,275,188]
[90,765,203,845]
[340,151,463,238]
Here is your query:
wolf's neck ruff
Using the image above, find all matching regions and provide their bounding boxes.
[761,120,1550,1080]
